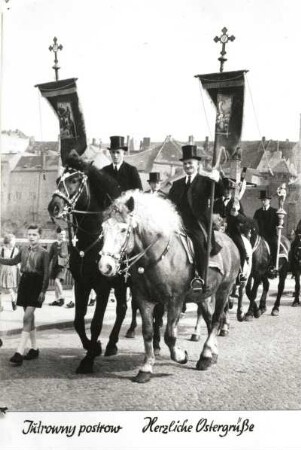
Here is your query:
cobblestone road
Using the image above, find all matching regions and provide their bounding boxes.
[1,280,301,412]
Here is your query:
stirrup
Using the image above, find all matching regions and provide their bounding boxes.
[190,276,205,291]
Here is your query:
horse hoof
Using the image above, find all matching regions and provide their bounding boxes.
[196,356,212,371]
[154,347,161,357]
[228,299,234,309]
[271,308,279,317]
[219,329,229,337]
[104,344,118,357]
[254,309,261,319]
[260,306,267,314]
[179,350,188,364]
[244,313,253,322]
[212,353,218,364]
[291,301,300,307]
[88,340,102,357]
[190,334,200,342]
[132,371,152,383]
[237,313,245,322]
[76,356,94,374]
[125,329,135,339]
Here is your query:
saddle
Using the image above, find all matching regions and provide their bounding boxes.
[178,231,224,275]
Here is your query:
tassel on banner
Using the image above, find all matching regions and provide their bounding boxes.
[35,78,87,165]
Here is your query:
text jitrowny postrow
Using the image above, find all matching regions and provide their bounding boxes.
[22,420,122,437]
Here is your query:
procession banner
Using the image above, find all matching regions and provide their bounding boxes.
[35,78,87,165]
[195,70,247,159]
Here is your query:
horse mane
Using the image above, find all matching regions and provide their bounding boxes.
[104,190,183,237]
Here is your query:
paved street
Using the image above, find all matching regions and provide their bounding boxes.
[1,279,301,412]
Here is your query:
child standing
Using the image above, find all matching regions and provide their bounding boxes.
[49,227,69,307]
[0,225,49,366]
[0,233,19,311]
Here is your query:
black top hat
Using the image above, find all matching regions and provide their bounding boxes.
[259,190,272,200]
[179,145,202,161]
[148,172,162,183]
[107,136,128,151]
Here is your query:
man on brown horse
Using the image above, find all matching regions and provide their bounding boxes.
[253,190,279,278]
[168,144,224,292]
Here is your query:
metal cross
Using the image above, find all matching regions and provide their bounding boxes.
[214,27,235,73]
[71,234,78,247]
[49,36,63,81]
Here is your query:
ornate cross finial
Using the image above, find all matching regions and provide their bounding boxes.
[214,27,235,73]
[49,36,63,81]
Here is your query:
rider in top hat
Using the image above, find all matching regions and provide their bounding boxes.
[102,136,142,192]
[253,190,279,277]
[145,172,166,198]
[168,144,224,291]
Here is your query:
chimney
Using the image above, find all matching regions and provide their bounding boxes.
[126,135,130,155]
[92,138,96,146]
[188,135,194,144]
[204,136,209,151]
[142,137,151,150]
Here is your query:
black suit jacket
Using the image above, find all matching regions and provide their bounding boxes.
[102,162,142,192]
[168,174,224,226]
[213,197,244,218]
[253,206,278,240]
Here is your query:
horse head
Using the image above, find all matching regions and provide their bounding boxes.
[48,166,89,219]
[99,195,136,277]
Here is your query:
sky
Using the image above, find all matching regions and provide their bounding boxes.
[1,0,301,144]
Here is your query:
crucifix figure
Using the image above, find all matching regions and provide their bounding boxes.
[214,27,235,72]
[49,36,63,81]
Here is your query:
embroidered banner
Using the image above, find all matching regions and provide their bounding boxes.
[195,70,247,159]
[35,78,87,165]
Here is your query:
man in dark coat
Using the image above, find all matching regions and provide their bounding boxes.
[145,172,166,198]
[168,144,223,291]
[102,136,142,192]
[253,190,279,275]
[214,178,248,280]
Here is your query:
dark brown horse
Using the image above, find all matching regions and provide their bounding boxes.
[245,221,290,319]
[291,219,301,307]
[47,155,129,374]
[98,190,240,383]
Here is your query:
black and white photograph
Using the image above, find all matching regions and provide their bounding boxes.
[0,1,301,449]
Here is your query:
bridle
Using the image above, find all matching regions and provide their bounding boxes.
[100,212,171,281]
[51,169,102,260]
[52,169,89,217]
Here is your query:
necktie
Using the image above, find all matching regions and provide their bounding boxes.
[113,166,118,175]
[186,175,191,187]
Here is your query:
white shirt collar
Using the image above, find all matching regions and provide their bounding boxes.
[263,205,270,211]
[185,173,197,184]
[113,162,123,171]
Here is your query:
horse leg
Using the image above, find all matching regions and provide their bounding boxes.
[272,264,288,315]
[153,303,164,356]
[256,276,269,317]
[245,278,260,321]
[292,272,300,306]
[236,281,246,322]
[125,290,138,338]
[164,298,188,365]
[219,298,230,336]
[132,299,156,383]
[190,303,203,341]
[105,278,128,356]
[197,289,227,370]
[89,280,111,356]
[73,281,90,351]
